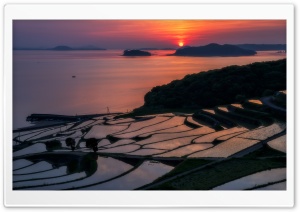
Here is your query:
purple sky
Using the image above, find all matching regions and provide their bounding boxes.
[13,20,286,49]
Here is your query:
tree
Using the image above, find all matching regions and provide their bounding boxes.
[45,140,61,151]
[65,137,76,151]
[86,138,98,152]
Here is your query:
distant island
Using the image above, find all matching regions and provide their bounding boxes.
[13,45,106,51]
[139,48,177,50]
[51,45,106,51]
[52,46,73,51]
[172,43,257,57]
[13,44,286,52]
[123,49,151,56]
[236,44,286,51]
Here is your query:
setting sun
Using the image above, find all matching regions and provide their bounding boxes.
[178,41,184,47]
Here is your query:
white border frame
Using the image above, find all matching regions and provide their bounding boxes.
[4,4,294,207]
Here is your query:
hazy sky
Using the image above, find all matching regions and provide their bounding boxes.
[13,20,286,49]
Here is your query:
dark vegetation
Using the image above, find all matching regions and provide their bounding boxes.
[86,138,99,152]
[149,157,286,190]
[65,137,76,151]
[226,105,273,126]
[243,144,286,158]
[123,49,151,56]
[147,145,286,190]
[173,43,256,56]
[45,140,62,151]
[192,110,235,130]
[140,59,286,110]
[151,159,210,182]
[272,92,287,108]
[115,108,198,119]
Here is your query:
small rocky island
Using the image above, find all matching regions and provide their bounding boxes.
[123,49,151,56]
[173,43,257,57]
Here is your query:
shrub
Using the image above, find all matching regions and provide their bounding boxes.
[45,140,61,151]
[65,137,75,146]
[86,138,98,152]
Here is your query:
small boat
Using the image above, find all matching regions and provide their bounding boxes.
[72,76,76,78]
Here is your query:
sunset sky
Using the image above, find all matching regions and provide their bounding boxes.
[13,20,286,49]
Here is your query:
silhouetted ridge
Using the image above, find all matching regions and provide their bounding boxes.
[50,45,106,51]
[52,46,73,51]
[140,59,286,109]
[76,45,106,50]
[237,44,286,51]
[138,47,176,50]
[173,43,256,56]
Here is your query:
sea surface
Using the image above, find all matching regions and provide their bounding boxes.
[13,50,286,128]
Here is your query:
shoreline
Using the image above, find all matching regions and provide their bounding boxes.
[14,112,123,132]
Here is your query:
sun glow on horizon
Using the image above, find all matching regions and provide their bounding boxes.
[13,20,286,49]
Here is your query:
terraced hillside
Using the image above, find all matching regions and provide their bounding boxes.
[13,92,286,190]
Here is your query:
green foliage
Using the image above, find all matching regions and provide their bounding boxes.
[143,59,286,109]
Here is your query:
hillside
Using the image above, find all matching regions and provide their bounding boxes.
[140,59,286,110]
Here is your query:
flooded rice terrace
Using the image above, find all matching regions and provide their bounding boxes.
[13,105,286,190]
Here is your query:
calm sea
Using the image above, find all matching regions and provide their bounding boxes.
[13,50,286,128]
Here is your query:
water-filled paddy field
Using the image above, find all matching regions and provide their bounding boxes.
[13,101,286,190]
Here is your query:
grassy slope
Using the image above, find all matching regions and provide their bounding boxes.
[149,157,286,190]
[153,159,210,182]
